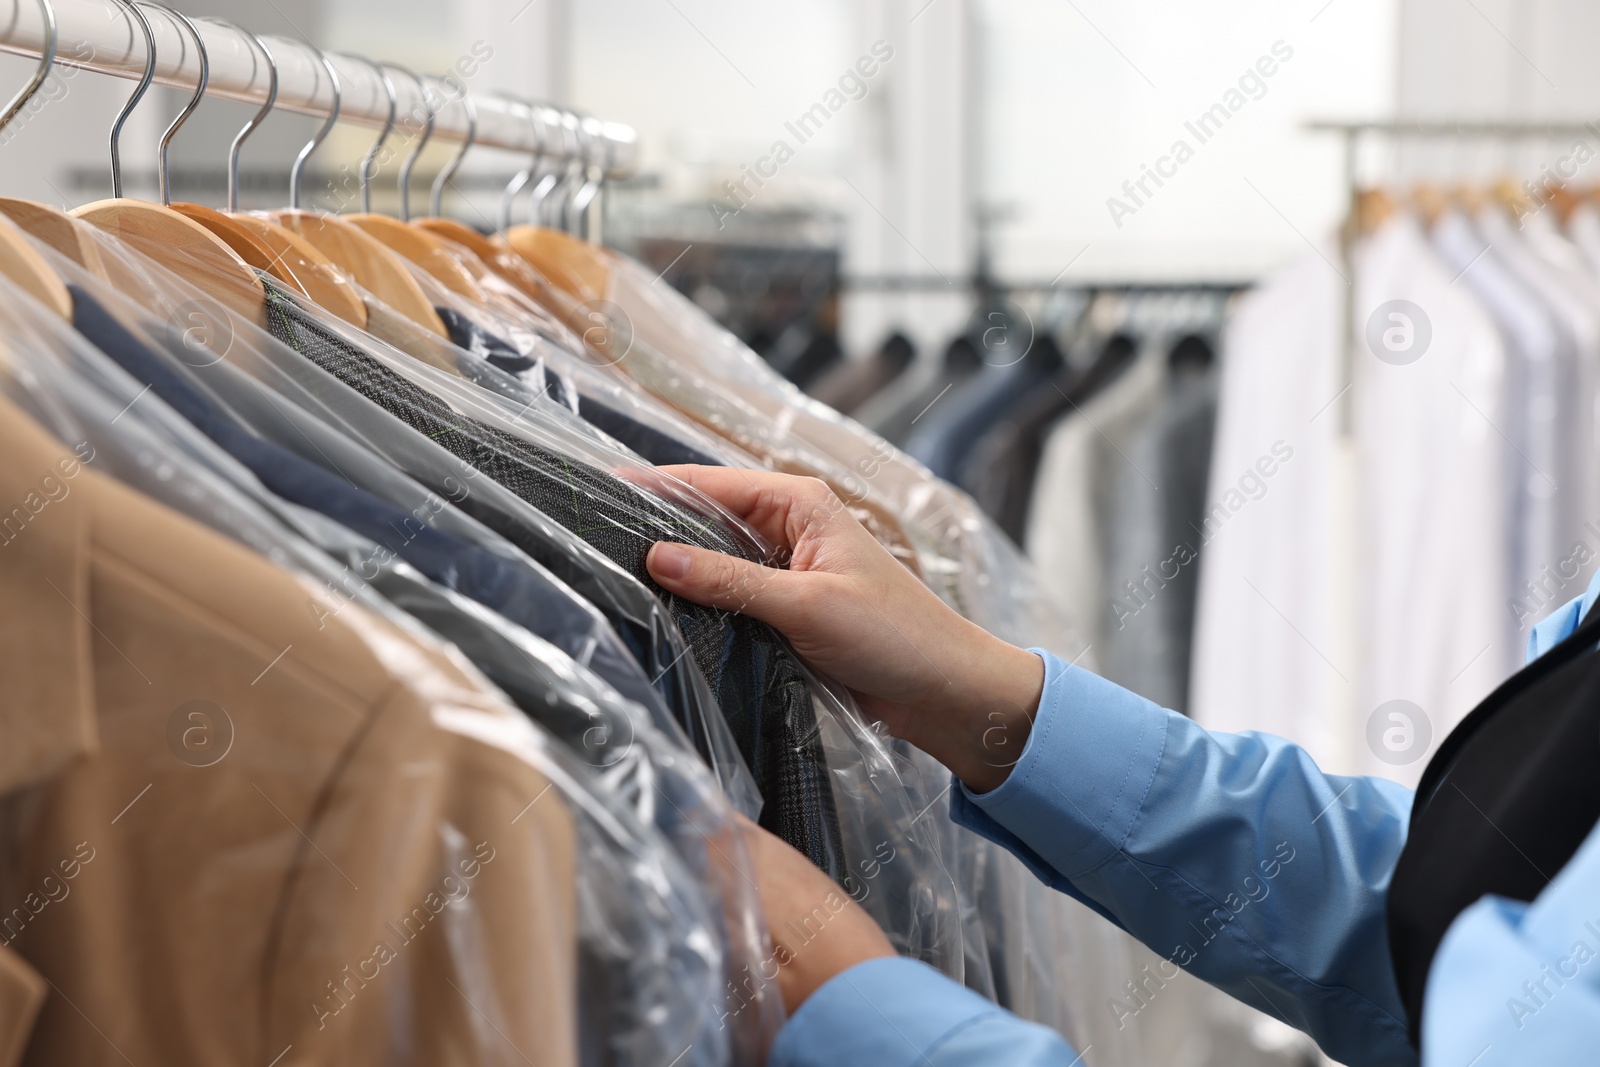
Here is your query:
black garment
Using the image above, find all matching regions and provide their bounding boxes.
[767,322,844,388]
[264,281,846,878]
[247,281,729,781]
[575,395,726,468]
[68,285,674,722]
[1389,592,1600,1046]
[958,333,1137,541]
[905,333,1065,481]
[875,333,985,447]
[437,304,725,467]
[436,305,544,376]
[806,332,915,415]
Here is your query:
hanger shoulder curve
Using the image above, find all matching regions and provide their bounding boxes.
[0,198,110,281]
[171,202,288,275]
[412,217,496,257]
[346,214,483,302]
[192,208,369,330]
[0,212,71,320]
[71,199,267,327]
[414,218,547,302]
[269,211,447,337]
[503,224,611,302]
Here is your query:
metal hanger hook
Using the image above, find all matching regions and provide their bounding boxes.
[535,106,577,228]
[498,95,541,232]
[556,109,584,232]
[135,2,209,207]
[527,103,562,226]
[571,115,608,236]
[106,0,154,198]
[290,42,340,210]
[339,54,396,214]
[196,19,277,212]
[0,0,57,140]
[393,65,435,222]
[564,112,595,233]
[429,89,475,219]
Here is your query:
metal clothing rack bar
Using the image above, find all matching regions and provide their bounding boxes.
[1306,117,1600,435]
[0,0,637,175]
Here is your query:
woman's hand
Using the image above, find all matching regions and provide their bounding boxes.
[645,466,1043,793]
[736,813,894,1013]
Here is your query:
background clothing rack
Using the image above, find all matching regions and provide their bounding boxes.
[0,0,636,173]
[1306,118,1598,435]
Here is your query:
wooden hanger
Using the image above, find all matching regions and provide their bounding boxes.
[268,49,446,336]
[73,199,267,326]
[1349,187,1398,237]
[503,224,611,303]
[1410,182,1450,228]
[414,217,495,260]
[270,210,447,335]
[171,201,279,268]
[341,64,484,303]
[346,213,483,300]
[0,212,71,320]
[0,0,85,312]
[491,103,621,300]
[72,4,266,327]
[414,218,551,302]
[163,23,368,330]
[1491,177,1536,218]
[409,95,551,302]
[173,203,369,328]
[1451,182,1488,214]
[0,197,110,280]
[222,214,367,328]
[1548,184,1582,222]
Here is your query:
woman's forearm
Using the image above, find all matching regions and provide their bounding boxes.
[954,648,1419,1067]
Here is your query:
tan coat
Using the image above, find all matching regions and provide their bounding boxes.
[0,393,577,1067]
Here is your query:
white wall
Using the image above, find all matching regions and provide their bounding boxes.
[563,0,979,356]
[973,0,1400,284]
[1393,0,1600,183]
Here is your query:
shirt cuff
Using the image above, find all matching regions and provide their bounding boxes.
[950,648,1171,882]
[1527,592,1586,661]
[768,957,1011,1067]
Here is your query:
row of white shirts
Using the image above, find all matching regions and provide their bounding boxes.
[1191,203,1600,783]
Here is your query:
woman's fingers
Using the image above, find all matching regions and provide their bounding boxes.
[646,541,808,628]
[656,465,848,550]
[647,467,1046,794]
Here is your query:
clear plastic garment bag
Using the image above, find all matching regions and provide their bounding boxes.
[0,226,753,1067]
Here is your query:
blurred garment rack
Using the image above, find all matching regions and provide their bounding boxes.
[1307,118,1600,434]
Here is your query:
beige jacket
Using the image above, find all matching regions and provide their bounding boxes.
[0,393,577,1067]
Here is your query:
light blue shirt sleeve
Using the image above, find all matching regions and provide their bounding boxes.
[951,649,1417,1067]
[769,957,1080,1066]
[771,569,1600,1067]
